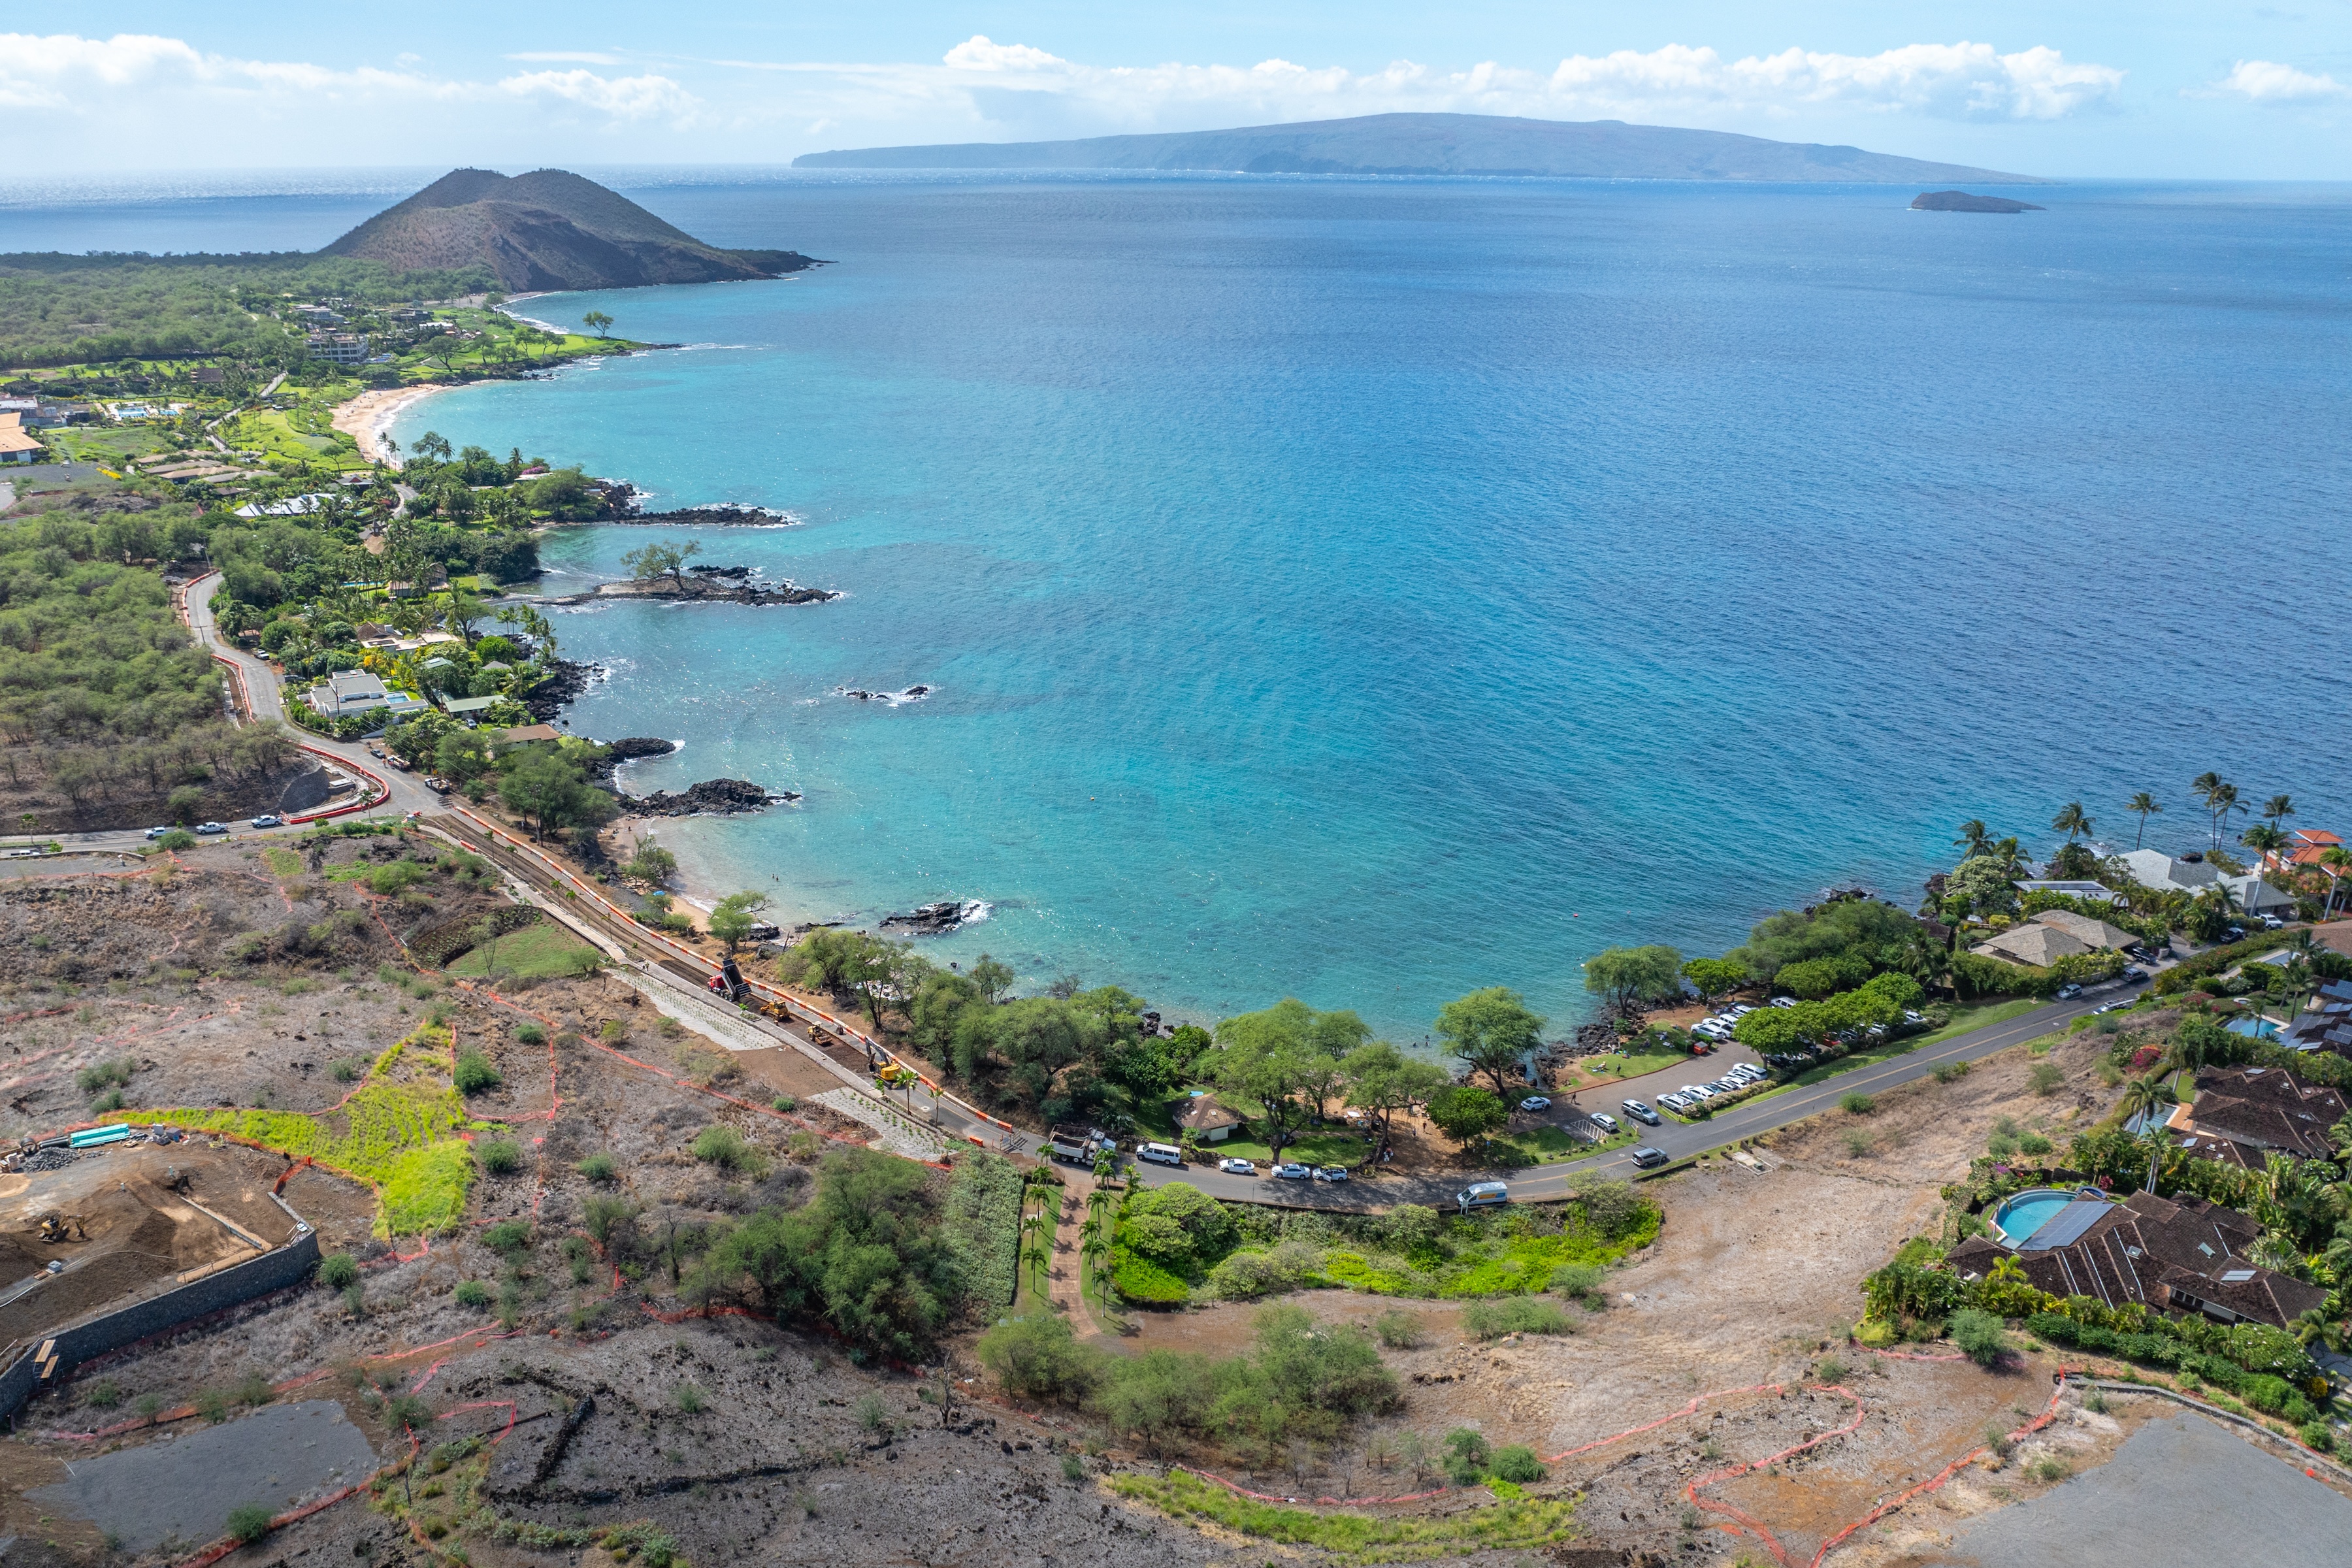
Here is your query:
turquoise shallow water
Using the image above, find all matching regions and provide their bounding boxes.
[378,173,2352,1037]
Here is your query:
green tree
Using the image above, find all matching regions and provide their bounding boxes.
[708,890,772,955]
[621,538,700,585]
[1953,820,1993,859]
[1425,1084,1507,1147]
[2051,801,2093,841]
[2262,794,2296,830]
[583,310,615,338]
[1679,956,1749,1007]
[1341,1041,1450,1147]
[2125,791,2163,848]
[1943,855,2021,919]
[1434,987,1546,1097]
[1582,945,1684,1009]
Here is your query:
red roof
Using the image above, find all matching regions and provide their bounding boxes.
[2291,829,2343,847]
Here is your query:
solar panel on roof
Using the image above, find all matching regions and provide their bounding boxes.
[2017,1198,2113,1250]
[2219,1269,2256,1282]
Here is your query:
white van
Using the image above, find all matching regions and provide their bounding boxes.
[1136,1141,1185,1167]
[1458,1181,1511,1209]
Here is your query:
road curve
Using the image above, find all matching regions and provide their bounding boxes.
[1120,985,2142,1212]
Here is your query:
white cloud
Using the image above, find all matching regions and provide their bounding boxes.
[2215,59,2349,104]
[506,52,627,67]
[896,35,2123,129]
[499,69,699,119]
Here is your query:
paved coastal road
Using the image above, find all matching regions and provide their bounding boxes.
[1121,983,2142,1211]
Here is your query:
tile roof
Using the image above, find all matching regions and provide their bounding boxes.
[1949,1190,2311,1330]
[2176,1065,2349,1160]
[1174,1094,1247,1132]
[1970,923,2092,968]
[2029,909,2140,951]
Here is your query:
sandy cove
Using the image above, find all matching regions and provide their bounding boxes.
[330,383,449,468]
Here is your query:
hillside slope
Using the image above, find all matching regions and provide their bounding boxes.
[794,112,2046,184]
[323,169,817,291]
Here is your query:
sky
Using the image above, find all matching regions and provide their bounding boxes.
[5,2,2349,179]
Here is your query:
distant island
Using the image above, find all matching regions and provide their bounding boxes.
[794,111,2048,185]
[1910,190,2048,214]
[324,168,820,292]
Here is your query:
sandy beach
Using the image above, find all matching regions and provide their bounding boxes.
[330,384,449,468]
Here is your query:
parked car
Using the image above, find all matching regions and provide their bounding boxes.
[1518,1095,1552,1112]
[1692,1021,1732,1041]
[2055,983,2082,1000]
[195,821,227,835]
[2092,1002,2127,1016]
[1682,1083,1716,1100]
[1313,1166,1350,1183]
[144,826,169,839]
[1902,1009,1926,1024]
[1273,1162,1312,1180]
[1588,1111,1619,1133]
[1727,1004,1756,1017]
[2261,915,2284,930]
[1630,1146,1670,1169]
[1135,1141,1185,1166]
[2226,924,2246,940]
[1769,996,1799,1009]
[1217,1157,1256,1175]
[249,815,282,829]
[1621,1100,1661,1125]
[2121,966,2148,981]
[1658,1092,1693,1110]
[1457,1181,1511,1209]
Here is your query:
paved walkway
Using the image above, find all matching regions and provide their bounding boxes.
[1925,1409,2352,1566]
[1047,1176,1101,1336]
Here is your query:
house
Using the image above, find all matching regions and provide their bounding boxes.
[442,695,501,717]
[2279,980,2352,1060]
[1970,922,2091,968]
[2118,849,2294,916]
[1948,1189,2325,1331]
[307,670,426,718]
[306,331,370,365]
[2166,1064,2349,1168]
[2119,849,2217,894]
[2263,828,2343,874]
[491,723,561,746]
[0,412,43,465]
[2026,909,2140,952]
[1174,1093,1247,1143]
[2016,880,2125,904]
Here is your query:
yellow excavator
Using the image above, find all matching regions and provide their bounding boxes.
[35,1213,86,1243]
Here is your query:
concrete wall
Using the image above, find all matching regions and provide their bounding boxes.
[0,1230,320,1425]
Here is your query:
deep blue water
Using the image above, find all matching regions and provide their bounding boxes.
[12,171,2349,1037]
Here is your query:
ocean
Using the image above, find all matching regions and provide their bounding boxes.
[10,170,2349,1038]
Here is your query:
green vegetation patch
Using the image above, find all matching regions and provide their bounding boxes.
[1109,1468,1578,1563]
[943,1152,1028,1310]
[147,1024,476,1235]
[445,921,602,980]
[261,847,304,877]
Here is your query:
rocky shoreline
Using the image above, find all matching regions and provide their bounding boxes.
[540,572,838,607]
[624,778,799,817]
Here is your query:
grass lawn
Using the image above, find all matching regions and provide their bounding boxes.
[1490,1123,1641,1166]
[1009,1190,1054,1312]
[1192,1130,1374,1168]
[1557,1047,1692,1088]
[446,923,602,981]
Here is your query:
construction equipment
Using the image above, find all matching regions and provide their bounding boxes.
[706,955,749,1005]
[35,1213,86,1243]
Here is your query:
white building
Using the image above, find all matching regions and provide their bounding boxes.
[308,670,427,719]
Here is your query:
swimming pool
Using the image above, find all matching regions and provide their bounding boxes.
[1990,1188,2082,1247]
[2225,1017,2279,1038]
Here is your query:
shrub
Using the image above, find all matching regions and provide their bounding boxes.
[329,1057,362,1083]
[676,1384,707,1415]
[772,1095,797,1113]
[482,1219,532,1254]
[1110,1252,1191,1305]
[318,1252,359,1289]
[1462,1298,1573,1341]
[1550,1262,1606,1301]
[90,1089,126,1113]
[1840,1093,1875,1115]
[977,1312,1102,1405]
[515,1022,547,1045]
[2300,1421,2336,1453]
[1443,1428,1491,1484]
[1490,1445,1546,1484]
[578,1152,617,1184]
[454,1280,491,1309]
[690,1124,768,1177]
[1062,1452,1087,1481]
[1373,1309,1426,1348]
[2026,1456,2070,1482]
[82,1378,122,1410]
[1842,1129,1876,1158]
[2029,1062,2065,1094]
[453,1049,501,1095]
[853,1392,887,1431]
[157,828,197,851]
[478,1138,523,1175]
[225,1504,274,1545]
[1949,1308,2014,1367]
[1816,1356,1849,1382]
[1932,1060,1970,1084]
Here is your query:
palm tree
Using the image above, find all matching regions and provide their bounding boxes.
[2320,847,2352,919]
[2210,783,2246,849]
[2263,794,2296,830]
[2241,823,2287,867]
[2116,1075,2172,1130]
[2292,1306,2348,1356]
[2051,802,2094,841]
[2126,792,2162,848]
[1954,821,1993,860]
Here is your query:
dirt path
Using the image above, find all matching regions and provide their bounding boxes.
[1049,1175,1100,1337]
